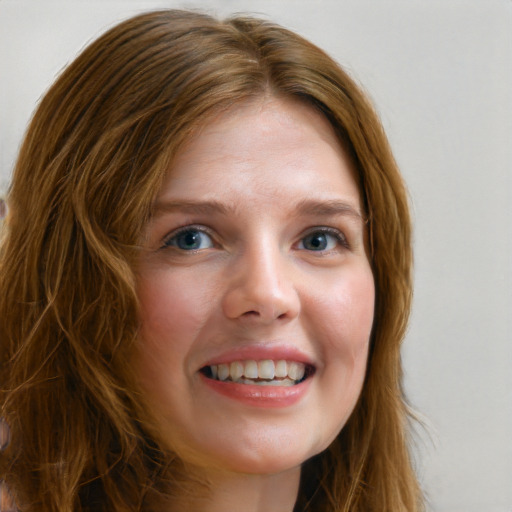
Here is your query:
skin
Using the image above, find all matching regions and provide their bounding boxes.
[136,97,375,511]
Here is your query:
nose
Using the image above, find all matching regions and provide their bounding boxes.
[221,244,300,324]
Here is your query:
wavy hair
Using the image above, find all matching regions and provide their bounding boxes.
[0,10,422,511]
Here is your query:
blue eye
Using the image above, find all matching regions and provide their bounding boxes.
[164,228,214,251]
[298,230,345,251]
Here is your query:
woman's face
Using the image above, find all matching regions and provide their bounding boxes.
[136,98,374,476]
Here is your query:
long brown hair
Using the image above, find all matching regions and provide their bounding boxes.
[0,10,422,511]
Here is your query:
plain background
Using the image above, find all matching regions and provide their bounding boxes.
[1,1,511,511]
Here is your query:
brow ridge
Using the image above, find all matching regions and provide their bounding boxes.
[152,198,364,222]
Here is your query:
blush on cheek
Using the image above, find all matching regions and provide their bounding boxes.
[316,276,374,353]
[138,276,209,339]
[346,270,376,337]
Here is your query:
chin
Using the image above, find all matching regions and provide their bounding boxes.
[181,430,329,477]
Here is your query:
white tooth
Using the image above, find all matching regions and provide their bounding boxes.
[244,360,258,379]
[217,363,229,381]
[230,361,244,380]
[258,360,275,379]
[287,362,305,381]
[210,365,218,379]
[274,360,288,378]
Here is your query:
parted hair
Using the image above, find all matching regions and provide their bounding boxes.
[0,10,422,511]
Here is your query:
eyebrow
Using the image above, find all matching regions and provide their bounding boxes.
[294,199,365,223]
[151,198,364,222]
[151,200,235,217]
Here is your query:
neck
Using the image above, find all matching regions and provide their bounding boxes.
[158,464,301,512]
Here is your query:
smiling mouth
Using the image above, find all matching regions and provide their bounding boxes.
[200,359,315,386]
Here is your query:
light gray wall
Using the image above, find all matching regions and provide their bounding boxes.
[1,1,511,511]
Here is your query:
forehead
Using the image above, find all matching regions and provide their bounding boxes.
[157,97,362,214]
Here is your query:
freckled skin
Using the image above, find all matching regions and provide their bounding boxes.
[136,98,375,498]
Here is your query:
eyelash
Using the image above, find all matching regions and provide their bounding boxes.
[161,225,349,253]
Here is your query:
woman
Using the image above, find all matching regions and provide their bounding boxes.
[0,10,422,512]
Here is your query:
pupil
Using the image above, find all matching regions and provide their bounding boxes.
[307,233,326,250]
[179,231,200,249]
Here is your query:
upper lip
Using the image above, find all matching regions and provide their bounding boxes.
[199,344,316,369]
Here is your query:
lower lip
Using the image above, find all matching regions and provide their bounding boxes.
[200,374,311,408]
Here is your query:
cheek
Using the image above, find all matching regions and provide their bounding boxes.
[299,267,374,452]
[310,266,374,403]
[137,269,214,349]
[134,271,213,403]
[134,271,219,425]
[309,266,375,353]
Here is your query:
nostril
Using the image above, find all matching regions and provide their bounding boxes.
[242,310,260,317]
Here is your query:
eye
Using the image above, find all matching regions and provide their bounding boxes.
[297,228,347,252]
[163,226,214,251]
